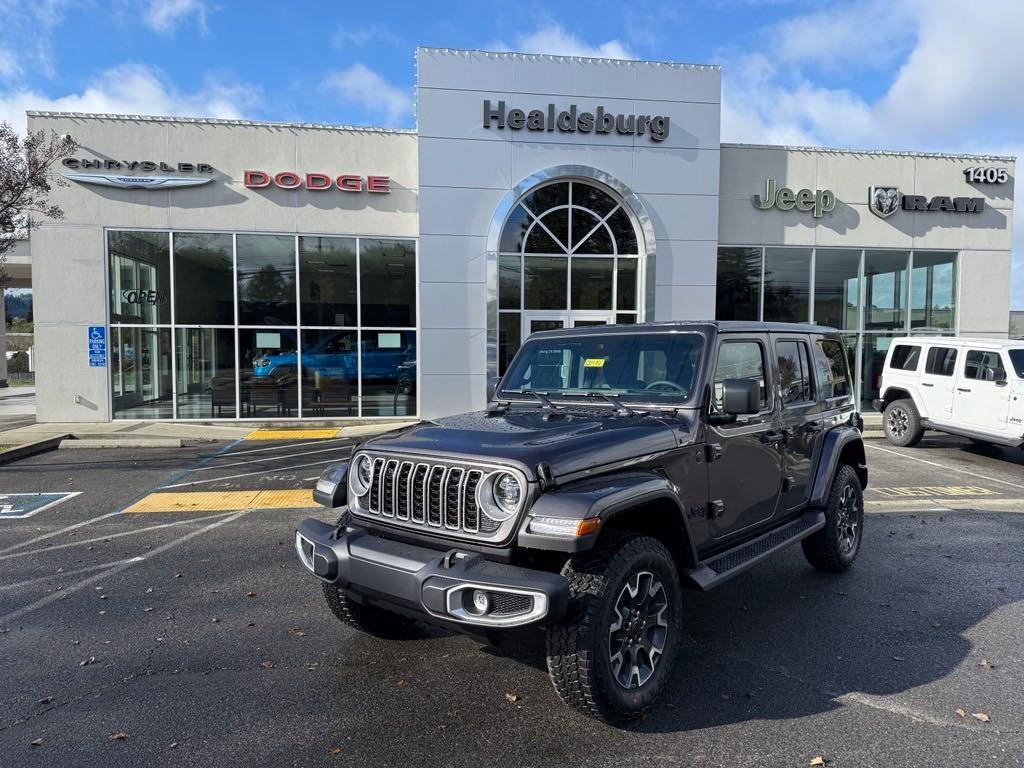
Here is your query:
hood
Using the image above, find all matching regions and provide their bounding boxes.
[365,406,694,481]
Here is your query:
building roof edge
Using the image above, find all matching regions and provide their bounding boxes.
[415,46,719,71]
[721,142,1016,162]
[25,111,416,134]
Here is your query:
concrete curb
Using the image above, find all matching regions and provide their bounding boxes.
[59,437,183,449]
[0,434,70,465]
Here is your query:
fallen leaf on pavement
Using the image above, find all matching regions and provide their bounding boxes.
[977,659,997,669]
[972,713,990,723]
[810,757,826,767]
[168,742,178,749]
[30,738,43,747]
[260,660,275,669]
[329,746,342,755]
[892,656,905,662]
[397,678,406,687]
[247,592,257,598]
[110,732,129,741]
[955,708,966,717]
[38,696,53,705]
[505,692,519,702]
[287,626,306,637]
[79,656,95,667]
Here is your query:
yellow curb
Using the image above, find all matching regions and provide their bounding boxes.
[244,429,340,440]
[123,489,316,513]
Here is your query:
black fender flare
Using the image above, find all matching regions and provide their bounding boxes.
[809,426,868,507]
[517,470,698,565]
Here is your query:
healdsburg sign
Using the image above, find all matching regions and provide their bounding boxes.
[483,99,670,142]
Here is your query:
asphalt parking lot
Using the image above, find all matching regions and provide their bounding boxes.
[1,433,1022,767]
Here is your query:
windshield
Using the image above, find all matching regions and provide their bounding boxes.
[498,332,705,405]
[1009,349,1024,378]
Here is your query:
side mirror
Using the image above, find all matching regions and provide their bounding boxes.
[722,378,761,415]
[994,369,1008,386]
[487,375,502,399]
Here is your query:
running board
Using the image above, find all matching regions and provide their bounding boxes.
[920,419,1024,449]
[685,511,825,591]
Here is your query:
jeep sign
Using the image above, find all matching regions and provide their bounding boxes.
[751,179,836,218]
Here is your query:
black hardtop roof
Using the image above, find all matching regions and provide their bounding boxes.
[528,320,839,340]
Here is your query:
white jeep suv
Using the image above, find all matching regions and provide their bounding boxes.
[874,337,1024,448]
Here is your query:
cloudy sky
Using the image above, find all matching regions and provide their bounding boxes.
[1,0,1021,307]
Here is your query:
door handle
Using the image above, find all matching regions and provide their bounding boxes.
[760,431,786,444]
[921,382,934,388]
[957,387,971,393]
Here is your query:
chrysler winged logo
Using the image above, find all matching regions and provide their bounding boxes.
[63,172,213,190]
[869,186,900,218]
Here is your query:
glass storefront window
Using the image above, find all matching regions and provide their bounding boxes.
[864,250,909,331]
[910,251,956,331]
[498,313,520,376]
[860,333,901,408]
[360,239,416,327]
[175,328,236,419]
[570,257,613,310]
[763,247,811,323]
[524,256,568,309]
[238,328,298,418]
[110,326,173,419]
[617,258,638,312]
[715,248,761,321]
[173,233,234,325]
[499,254,521,309]
[237,234,297,326]
[109,231,171,325]
[814,249,861,330]
[360,330,417,416]
[299,236,356,327]
[301,329,358,417]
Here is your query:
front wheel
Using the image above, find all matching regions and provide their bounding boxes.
[322,583,416,639]
[802,463,864,573]
[883,398,924,447]
[545,534,683,724]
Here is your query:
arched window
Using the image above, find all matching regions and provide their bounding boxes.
[496,179,642,373]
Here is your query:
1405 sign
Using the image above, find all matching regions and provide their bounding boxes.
[963,167,1009,184]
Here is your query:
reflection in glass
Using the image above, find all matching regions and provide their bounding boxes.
[524,256,567,309]
[173,233,234,325]
[299,236,356,327]
[911,251,956,330]
[571,257,613,310]
[498,313,521,375]
[522,182,569,215]
[175,328,236,418]
[860,333,900,408]
[499,255,520,309]
[864,250,909,331]
[814,249,861,330]
[238,328,298,418]
[617,258,638,311]
[499,205,531,252]
[301,329,358,417]
[763,247,811,323]
[361,330,417,416]
[715,248,761,321]
[237,234,296,326]
[360,239,415,327]
[606,208,637,254]
[110,326,173,419]
[108,231,171,324]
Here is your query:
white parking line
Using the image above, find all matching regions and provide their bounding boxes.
[0,510,247,626]
[191,444,352,472]
[219,438,344,456]
[865,443,1024,491]
[160,457,346,489]
[0,508,120,556]
[0,557,145,592]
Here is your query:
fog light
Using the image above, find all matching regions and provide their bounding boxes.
[471,589,491,615]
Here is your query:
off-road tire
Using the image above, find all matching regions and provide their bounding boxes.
[322,583,416,639]
[545,534,683,724]
[802,463,864,573]
[883,398,924,447]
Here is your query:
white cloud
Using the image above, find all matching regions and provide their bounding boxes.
[143,0,210,34]
[0,0,75,78]
[0,63,260,135]
[332,23,400,49]
[321,63,413,126]
[488,24,634,60]
[0,48,18,80]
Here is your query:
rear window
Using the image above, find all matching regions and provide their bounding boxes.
[889,344,921,371]
[925,346,957,377]
[815,339,852,399]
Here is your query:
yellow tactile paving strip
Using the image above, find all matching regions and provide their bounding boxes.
[123,489,316,513]
[244,429,340,440]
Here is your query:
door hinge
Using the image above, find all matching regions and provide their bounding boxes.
[708,499,725,519]
[705,443,723,463]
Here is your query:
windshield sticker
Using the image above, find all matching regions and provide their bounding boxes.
[583,358,607,368]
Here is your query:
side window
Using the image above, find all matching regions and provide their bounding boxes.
[889,344,921,371]
[713,340,768,411]
[776,339,814,406]
[964,350,1006,382]
[924,346,957,376]
[815,339,852,399]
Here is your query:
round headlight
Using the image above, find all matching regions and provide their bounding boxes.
[492,472,522,513]
[349,454,373,496]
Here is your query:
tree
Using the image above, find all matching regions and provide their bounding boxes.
[0,121,78,286]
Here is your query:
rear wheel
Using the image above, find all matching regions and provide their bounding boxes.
[322,583,416,639]
[802,463,864,573]
[883,398,924,447]
[545,534,683,724]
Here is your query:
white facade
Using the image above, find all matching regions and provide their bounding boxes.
[21,48,1016,423]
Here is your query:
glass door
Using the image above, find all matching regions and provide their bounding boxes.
[522,312,568,340]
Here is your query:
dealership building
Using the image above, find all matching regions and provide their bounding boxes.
[18,47,1016,423]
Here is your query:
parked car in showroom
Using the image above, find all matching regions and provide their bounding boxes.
[874,337,1024,448]
[296,321,867,723]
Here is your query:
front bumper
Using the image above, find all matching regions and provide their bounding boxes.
[295,515,569,629]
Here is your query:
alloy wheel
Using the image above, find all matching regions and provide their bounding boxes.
[608,570,670,689]
[886,407,909,438]
[835,483,860,554]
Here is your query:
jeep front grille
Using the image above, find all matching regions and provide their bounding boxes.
[361,457,498,535]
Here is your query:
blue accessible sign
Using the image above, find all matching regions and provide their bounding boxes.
[88,325,107,368]
[0,492,81,519]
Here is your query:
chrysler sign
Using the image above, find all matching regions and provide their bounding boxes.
[62,157,214,191]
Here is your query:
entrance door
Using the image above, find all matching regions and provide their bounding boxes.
[521,312,615,341]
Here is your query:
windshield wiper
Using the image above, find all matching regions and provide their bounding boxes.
[527,390,559,410]
[583,391,640,416]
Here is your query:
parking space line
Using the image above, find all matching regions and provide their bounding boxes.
[216,438,342,457]
[123,489,314,513]
[865,443,1024,491]
[0,508,120,556]
[190,444,351,472]
[159,457,347,489]
[0,511,247,626]
[245,429,340,440]
[0,557,145,592]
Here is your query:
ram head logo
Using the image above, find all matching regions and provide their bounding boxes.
[869,186,900,218]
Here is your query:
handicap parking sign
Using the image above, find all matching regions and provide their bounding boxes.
[0,492,81,519]
[88,325,107,368]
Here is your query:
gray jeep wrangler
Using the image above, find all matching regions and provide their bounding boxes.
[296,321,867,723]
